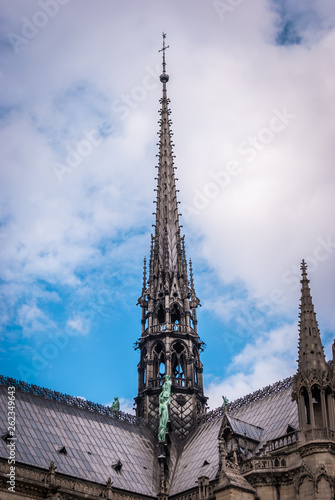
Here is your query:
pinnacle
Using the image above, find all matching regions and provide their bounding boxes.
[297,260,327,373]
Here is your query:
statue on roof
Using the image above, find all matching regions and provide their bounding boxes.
[111,396,119,411]
[158,375,172,441]
[222,396,229,409]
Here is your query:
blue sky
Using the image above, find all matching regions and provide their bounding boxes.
[0,0,335,413]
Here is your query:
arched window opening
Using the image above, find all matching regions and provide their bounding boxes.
[171,303,181,324]
[157,304,165,324]
[158,361,165,377]
[153,343,165,379]
[312,385,323,427]
[302,389,310,425]
[172,354,186,378]
[171,342,186,380]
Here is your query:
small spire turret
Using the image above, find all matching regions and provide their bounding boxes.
[292,260,335,434]
[298,260,327,372]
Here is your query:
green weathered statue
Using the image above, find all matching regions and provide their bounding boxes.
[111,396,120,411]
[222,396,229,409]
[158,375,172,441]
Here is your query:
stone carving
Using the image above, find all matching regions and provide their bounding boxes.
[44,460,57,487]
[103,477,113,499]
[158,375,172,441]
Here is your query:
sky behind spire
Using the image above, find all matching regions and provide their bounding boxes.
[0,0,334,412]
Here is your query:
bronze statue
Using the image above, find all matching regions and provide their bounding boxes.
[158,375,172,441]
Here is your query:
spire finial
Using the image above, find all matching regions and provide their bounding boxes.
[159,32,169,83]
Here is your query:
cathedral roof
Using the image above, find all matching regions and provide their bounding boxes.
[168,377,298,495]
[4,366,335,496]
[0,373,298,497]
[229,382,298,446]
[0,380,157,497]
[169,417,222,495]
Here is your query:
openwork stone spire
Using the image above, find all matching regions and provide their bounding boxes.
[137,33,200,338]
[298,260,327,372]
[135,35,206,440]
[152,38,184,279]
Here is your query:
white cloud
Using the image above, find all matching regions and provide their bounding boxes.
[66,316,90,336]
[205,322,298,409]
[17,304,56,336]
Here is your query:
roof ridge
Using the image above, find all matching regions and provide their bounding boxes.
[198,376,294,424]
[0,374,145,427]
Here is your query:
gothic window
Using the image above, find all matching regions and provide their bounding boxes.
[170,303,181,324]
[312,385,323,427]
[302,388,311,425]
[153,343,165,378]
[171,342,186,379]
[157,304,165,324]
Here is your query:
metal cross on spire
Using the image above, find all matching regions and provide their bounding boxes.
[159,32,169,77]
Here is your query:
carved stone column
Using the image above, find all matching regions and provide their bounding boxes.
[308,388,315,430]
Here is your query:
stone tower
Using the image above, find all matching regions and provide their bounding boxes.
[292,260,335,435]
[135,35,207,440]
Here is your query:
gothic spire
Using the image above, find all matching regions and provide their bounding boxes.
[298,259,327,372]
[135,36,207,437]
[150,33,184,280]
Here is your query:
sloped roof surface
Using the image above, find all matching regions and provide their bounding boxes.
[169,379,298,496]
[230,385,298,444]
[226,415,263,442]
[169,417,222,495]
[0,375,300,498]
[0,385,157,497]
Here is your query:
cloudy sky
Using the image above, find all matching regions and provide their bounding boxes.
[0,0,334,413]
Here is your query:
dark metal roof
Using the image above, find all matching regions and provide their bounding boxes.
[0,375,143,426]
[169,417,222,496]
[169,379,298,496]
[0,374,299,497]
[226,415,263,442]
[198,376,294,424]
[0,385,157,497]
[230,385,298,444]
